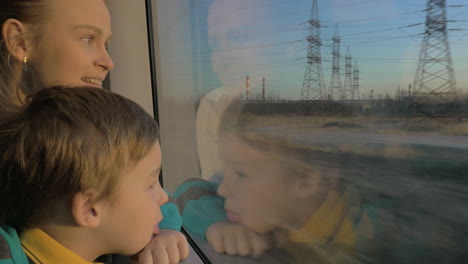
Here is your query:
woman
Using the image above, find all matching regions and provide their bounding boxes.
[0,0,188,263]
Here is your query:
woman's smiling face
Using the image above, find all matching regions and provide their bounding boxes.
[30,0,114,89]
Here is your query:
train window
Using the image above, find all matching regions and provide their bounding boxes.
[148,0,468,263]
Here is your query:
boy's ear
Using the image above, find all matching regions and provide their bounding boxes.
[71,190,103,229]
[290,166,321,199]
[2,18,31,62]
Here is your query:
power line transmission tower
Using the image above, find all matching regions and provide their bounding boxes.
[342,46,353,100]
[412,0,458,121]
[245,75,250,101]
[301,0,326,101]
[328,25,342,101]
[353,60,360,101]
[262,77,266,101]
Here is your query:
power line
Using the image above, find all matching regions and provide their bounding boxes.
[323,9,425,24]
[347,33,423,45]
[176,38,305,56]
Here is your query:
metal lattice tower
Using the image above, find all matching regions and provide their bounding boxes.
[301,0,326,101]
[342,46,353,100]
[412,0,457,116]
[353,60,360,100]
[328,25,342,100]
[246,75,250,101]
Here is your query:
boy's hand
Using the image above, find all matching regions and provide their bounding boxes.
[133,229,189,264]
[206,221,274,256]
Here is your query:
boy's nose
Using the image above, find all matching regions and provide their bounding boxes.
[161,189,169,205]
[217,180,229,197]
[156,184,169,205]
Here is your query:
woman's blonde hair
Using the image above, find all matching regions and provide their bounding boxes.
[0,86,159,231]
[0,0,51,111]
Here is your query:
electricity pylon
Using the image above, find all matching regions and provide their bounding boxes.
[353,60,360,101]
[301,0,326,101]
[412,0,458,121]
[328,25,342,100]
[342,46,353,100]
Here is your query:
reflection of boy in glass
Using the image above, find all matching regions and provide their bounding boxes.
[193,0,279,250]
[179,115,367,261]
[179,102,468,263]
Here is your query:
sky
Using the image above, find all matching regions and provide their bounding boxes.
[273,0,468,100]
[156,0,468,101]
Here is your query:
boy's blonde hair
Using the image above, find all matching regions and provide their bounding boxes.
[0,86,159,230]
[218,99,347,189]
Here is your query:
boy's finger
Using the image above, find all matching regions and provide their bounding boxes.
[136,250,153,264]
[165,243,180,264]
[178,237,190,260]
[250,233,272,256]
[236,230,252,256]
[223,235,239,255]
[208,234,225,253]
[250,234,265,256]
[151,248,169,264]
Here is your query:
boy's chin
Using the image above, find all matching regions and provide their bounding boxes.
[122,236,154,256]
[125,246,146,258]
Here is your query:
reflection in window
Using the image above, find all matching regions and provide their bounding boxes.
[152,0,468,263]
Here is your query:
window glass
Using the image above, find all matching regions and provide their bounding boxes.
[151,0,468,263]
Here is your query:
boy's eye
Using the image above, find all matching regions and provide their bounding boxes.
[148,178,159,190]
[235,171,248,178]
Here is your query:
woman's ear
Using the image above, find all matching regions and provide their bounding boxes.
[71,190,103,229]
[2,18,31,62]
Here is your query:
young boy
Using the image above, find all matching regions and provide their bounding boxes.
[0,86,178,263]
[175,104,468,263]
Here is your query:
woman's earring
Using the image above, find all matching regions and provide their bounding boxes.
[22,57,28,72]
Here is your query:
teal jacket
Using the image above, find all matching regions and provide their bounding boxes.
[0,226,28,264]
[159,191,183,231]
[174,178,227,241]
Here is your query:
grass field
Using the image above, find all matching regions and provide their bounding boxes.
[238,114,468,136]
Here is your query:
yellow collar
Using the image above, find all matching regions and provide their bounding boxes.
[20,228,102,264]
[288,191,356,246]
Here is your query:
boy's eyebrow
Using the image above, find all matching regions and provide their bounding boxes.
[72,24,113,42]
